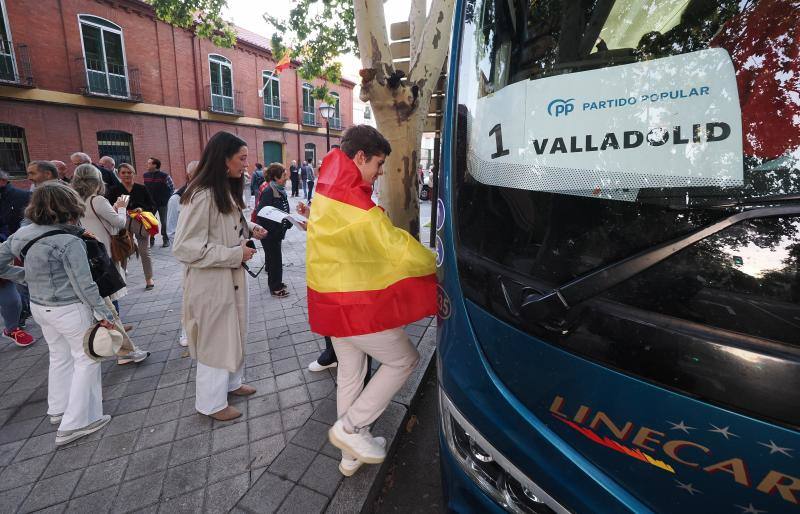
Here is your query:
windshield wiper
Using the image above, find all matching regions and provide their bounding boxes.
[692,193,800,209]
[520,205,800,321]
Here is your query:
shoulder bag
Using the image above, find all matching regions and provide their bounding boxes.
[89,196,136,264]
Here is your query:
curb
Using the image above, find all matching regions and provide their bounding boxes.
[324,321,437,514]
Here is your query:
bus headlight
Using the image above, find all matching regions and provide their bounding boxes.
[439,388,569,514]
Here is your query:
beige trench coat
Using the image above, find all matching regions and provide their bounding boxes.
[172,189,255,372]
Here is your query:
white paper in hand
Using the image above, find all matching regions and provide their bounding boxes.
[256,206,287,223]
[256,206,308,229]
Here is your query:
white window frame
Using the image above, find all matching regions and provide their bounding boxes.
[262,70,281,120]
[330,92,341,128]
[304,143,316,165]
[209,54,234,113]
[0,0,17,84]
[77,14,130,98]
[302,83,315,125]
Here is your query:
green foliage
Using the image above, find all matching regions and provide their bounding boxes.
[266,0,358,103]
[146,0,236,47]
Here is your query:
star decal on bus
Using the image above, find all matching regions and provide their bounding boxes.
[757,440,794,458]
[674,480,701,495]
[735,503,767,514]
[708,424,739,439]
[667,420,695,434]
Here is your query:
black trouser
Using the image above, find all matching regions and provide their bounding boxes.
[320,336,373,384]
[155,204,169,242]
[262,237,283,292]
[306,181,315,201]
[290,175,300,196]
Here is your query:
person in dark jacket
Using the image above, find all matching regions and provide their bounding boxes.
[143,157,174,248]
[250,162,265,198]
[303,159,316,201]
[299,160,309,199]
[255,163,294,297]
[70,152,122,191]
[0,171,30,243]
[107,163,157,290]
[289,160,300,197]
[0,171,35,346]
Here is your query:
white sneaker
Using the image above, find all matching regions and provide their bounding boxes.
[328,419,386,464]
[308,360,337,372]
[117,349,150,365]
[49,414,63,425]
[55,415,111,446]
[339,436,386,476]
[179,337,188,347]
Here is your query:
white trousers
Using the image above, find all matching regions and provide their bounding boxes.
[332,327,420,432]
[31,302,103,431]
[195,361,244,415]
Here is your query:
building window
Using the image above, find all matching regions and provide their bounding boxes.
[0,124,29,176]
[0,0,17,83]
[302,83,316,125]
[78,15,129,97]
[363,105,372,120]
[330,92,341,129]
[97,130,134,167]
[209,54,234,113]
[262,71,281,120]
[304,143,316,165]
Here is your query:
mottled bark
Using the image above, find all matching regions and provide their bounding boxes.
[355,0,454,237]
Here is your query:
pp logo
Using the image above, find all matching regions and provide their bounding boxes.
[547,98,575,117]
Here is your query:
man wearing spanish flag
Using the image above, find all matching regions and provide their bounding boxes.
[304,125,436,471]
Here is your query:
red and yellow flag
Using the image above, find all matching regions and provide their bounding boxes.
[274,53,291,74]
[306,149,437,337]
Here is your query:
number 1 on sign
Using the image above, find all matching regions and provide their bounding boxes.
[489,124,510,159]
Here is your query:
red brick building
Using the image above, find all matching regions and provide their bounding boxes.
[0,0,354,185]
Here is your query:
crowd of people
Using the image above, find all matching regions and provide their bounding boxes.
[0,125,437,478]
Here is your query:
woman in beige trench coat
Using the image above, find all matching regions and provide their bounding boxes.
[173,131,267,421]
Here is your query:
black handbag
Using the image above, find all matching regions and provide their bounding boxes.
[21,229,126,298]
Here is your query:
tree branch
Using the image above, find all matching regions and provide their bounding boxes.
[408,0,453,113]
[409,0,426,67]
[354,0,394,82]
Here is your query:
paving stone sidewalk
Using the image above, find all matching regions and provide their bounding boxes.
[0,197,436,513]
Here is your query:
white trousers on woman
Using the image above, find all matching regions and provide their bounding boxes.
[195,362,244,415]
[31,302,103,431]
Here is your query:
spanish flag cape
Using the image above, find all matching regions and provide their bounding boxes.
[306,149,437,337]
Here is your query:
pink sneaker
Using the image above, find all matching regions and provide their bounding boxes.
[3,328,34,347]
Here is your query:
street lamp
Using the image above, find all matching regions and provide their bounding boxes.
[318,102,336,152]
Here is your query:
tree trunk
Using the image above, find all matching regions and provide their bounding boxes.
[354,0,453,238]
[375,111,423,238]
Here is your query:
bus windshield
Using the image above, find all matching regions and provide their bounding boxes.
[453,0,800,427]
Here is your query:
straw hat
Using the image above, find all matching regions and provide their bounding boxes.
[83,323,123,362]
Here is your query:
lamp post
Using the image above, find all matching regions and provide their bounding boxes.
[318,102,336,152]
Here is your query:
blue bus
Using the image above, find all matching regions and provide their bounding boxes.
[436,0,800,512]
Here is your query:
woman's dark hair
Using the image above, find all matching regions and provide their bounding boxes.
[25,182,85,225]
[340,125,392,159]
[266,163,285,182]
[181,131,246,213]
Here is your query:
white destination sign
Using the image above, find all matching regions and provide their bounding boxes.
[467,48,743,199]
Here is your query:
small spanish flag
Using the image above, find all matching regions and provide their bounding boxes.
[306,149,437,337]
[274,52,291,74]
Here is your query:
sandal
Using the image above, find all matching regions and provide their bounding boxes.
[271,289,290,298]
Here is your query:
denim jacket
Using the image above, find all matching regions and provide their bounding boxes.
[0,223,114,322]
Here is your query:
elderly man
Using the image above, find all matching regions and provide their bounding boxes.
[26,161,60,189]
[98,156,118,180]
[70,152,121,190]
